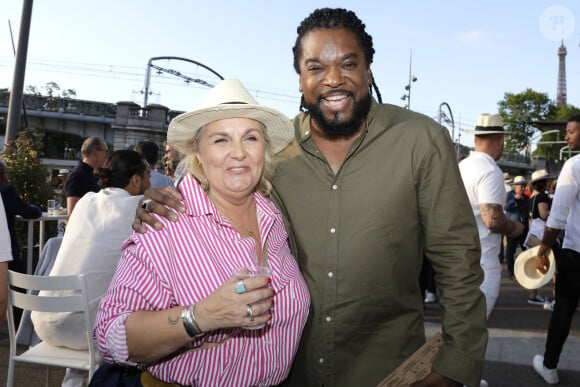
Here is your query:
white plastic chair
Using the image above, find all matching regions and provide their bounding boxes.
[6,270,110,387]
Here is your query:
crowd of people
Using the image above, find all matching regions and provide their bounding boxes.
[1,6,579,387]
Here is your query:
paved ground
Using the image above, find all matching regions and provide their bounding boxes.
[424,264,580,386]
[1,262,579,386]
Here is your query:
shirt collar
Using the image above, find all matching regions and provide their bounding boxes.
[177,174,279,222]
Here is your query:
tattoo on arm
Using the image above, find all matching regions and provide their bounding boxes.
[168,315,179,325]
[480,203,513,234]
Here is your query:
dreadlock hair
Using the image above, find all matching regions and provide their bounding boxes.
[292,8,382,111]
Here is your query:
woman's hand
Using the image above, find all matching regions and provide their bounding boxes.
[133,186,185,233]
[195,274,274,331]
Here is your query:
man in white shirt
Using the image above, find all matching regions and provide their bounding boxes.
[459,113,525,318]
[0,197,12,325]
[533,114,580,385]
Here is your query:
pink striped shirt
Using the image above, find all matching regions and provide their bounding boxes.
[94,174,310,386]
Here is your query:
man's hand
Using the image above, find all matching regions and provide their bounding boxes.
[411,371,462,387]
[536,247,552,275]
[133,186,185,233]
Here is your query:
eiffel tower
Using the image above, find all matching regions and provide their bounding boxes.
[556,40,567,106]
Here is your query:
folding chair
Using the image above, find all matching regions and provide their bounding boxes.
[6,270,110,387]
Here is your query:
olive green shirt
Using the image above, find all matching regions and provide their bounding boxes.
[272,100,487,387]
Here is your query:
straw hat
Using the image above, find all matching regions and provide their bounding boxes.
[514,246,555,290]
[530,169,551,183]
[464,113,512,135]
[167,79,294,155]
[503,173,513,184]
[513,176,527,185]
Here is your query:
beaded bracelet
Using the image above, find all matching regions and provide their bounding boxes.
[181,304,202,337]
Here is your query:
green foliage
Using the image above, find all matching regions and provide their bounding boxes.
[25,82,77,98]
[534,104,580,162]
[550,104,580,121]
[1,127,53,206]
[1,128,55,256]
[497,89,555,154]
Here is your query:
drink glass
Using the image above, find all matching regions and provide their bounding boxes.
[234,266,272,329]
[47,200,56,216]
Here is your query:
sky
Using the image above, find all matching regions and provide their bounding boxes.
[1,1,580,148]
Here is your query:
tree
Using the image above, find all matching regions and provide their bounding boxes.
[25,82,77,98]
[497,89,555,154]
[534,104,580,162]
[1,127,55,253]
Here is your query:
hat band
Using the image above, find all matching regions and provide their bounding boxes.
[220,101,249,105]
[474,126,504,132]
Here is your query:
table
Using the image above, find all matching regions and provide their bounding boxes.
[16,212,69,274]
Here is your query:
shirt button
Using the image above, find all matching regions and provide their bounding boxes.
[305,130,310,136]
[332,184,338,190]
[328,272,334,278]
[325,316,332,322]
[319,357,324,364]
[330,228,336,234]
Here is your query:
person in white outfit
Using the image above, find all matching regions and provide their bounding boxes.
[31,149,150,387]
[533,114,580,385]
[459,113,525,318]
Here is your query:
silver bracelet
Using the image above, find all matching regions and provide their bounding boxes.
[181,304,202,337]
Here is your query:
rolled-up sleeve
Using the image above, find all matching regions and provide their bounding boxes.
[547,158,579,230]
[418,129,488,387]
[94,238,171,365]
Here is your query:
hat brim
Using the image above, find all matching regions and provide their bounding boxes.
[530,175,553,184]
[514,246,555,290]
[463,130,513,135]
[168,104,294,155]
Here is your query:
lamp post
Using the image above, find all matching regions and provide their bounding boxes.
[438,102,457,157]
[400,50,417,109]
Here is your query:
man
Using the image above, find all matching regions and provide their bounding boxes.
[32,149,150,387]
[504,176,530,279]
[533,114,580,384]
[136,8,487,386]
[163,142,182,180]
[65,136,108,215]
[135,140,173,188]
[0,159,42,272]
[459,114,525,319]
[0,197,12,326]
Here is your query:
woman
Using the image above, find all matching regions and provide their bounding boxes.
[0,159,42,273]
[94,80,310,386]
[32,150,150,387]
[524,169,552,305]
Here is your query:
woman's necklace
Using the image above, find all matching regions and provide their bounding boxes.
[215,200,257,240]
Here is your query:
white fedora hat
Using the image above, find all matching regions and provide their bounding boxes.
[530,169,552,184]
[514,246,555,290]
[168,79,294,155]
[513,175,527,185]
[503,172,513,184]
[464,113,512,135]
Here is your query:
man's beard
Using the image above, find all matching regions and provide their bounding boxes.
[304,91,372,139]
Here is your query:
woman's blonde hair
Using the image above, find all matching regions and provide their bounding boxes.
[171,121,275,196]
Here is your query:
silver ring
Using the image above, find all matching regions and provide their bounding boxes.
[141,199,153,212]
[246,305,254,321]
